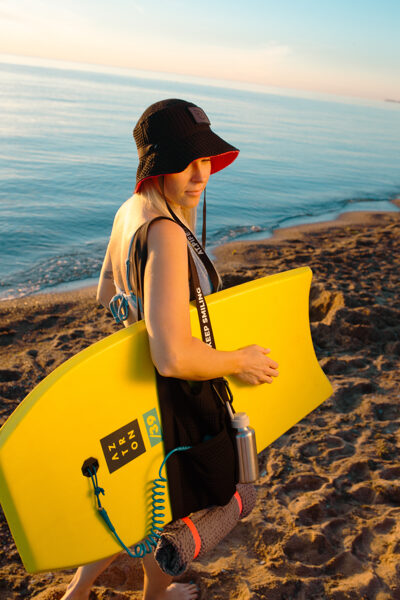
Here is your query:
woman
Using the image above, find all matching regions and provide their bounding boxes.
[62,99,279,600]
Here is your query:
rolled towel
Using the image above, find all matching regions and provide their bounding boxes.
[155,483,257,576]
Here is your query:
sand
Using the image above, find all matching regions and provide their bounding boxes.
[0,206,399,600]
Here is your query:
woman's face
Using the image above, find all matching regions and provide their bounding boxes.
[160,158,211,209]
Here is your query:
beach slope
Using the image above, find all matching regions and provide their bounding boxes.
[0,209,399,599]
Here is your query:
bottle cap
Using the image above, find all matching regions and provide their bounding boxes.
[231,412,250,429]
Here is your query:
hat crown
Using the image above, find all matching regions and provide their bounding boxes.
[134,99,211,148]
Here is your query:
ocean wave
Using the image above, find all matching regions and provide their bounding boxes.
[0,247,105,301]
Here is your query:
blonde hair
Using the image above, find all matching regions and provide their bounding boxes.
[135,178,197,233]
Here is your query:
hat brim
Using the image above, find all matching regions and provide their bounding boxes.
[135,128,239,193]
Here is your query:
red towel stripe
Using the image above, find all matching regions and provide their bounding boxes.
[181,516,201,558]
[234,491,243,515]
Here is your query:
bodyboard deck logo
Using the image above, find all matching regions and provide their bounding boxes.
[100,419,145,474]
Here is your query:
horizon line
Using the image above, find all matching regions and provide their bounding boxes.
[0,52,392,108]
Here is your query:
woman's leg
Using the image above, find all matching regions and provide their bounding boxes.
[60,553,119,600]
[61,551,198,600]
[142,552,198,600]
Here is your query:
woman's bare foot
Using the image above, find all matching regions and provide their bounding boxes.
[60,574,90,600]
[142,552,199,600]
[155,582,199,599]
[60,553,119,600]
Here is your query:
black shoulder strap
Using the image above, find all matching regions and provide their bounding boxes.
[187,249,216,349]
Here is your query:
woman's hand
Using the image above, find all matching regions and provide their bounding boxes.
[234,345,279,385]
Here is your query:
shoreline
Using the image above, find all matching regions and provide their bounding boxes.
[1,201,399,307]
[214,199,400,254]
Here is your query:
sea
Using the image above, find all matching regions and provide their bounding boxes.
[1,56,399,300]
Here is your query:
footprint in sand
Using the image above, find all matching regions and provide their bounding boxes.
[253,577,325,599]
[322,516,348,541]
[349,516,400,594]
[291,495,328,526]
[333,381,377,413]
[283,530,336,566]
[348,482,375,504]
[324,550,364,577]
[0,383,25,401]
[279,473,328,499]
[275,473,336,526]
[321,357,350,375]
[378,466,400,480]
[0,327,16,346]
[55,333,71,347]
[375,482,400,505]
[373,402,400,421]
[0,369,21,382]
[292,487,351,527]
[333,460,371,489]
[69,329,85,339]
[33,315,60,330]
[298,434,355,466]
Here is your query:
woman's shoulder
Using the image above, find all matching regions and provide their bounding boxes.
[114,196,133,219]
[146,216,187,246]
[145,218,187,261]
[145,217,188,273]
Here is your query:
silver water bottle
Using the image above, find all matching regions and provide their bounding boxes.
[231,412,259,483]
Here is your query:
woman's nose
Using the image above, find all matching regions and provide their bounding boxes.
[191,160,209,182]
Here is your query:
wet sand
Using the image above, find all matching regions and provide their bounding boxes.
[0,205,399,599]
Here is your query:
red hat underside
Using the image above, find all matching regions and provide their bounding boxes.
[134,150,239,194]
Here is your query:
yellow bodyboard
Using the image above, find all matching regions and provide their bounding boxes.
[0,267,332,572]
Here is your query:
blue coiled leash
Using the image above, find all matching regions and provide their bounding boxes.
[83,446,190,558]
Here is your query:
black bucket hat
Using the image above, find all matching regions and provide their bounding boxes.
[133,98,239,193]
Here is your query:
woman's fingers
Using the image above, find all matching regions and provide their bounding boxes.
[236,372,275,385]
[257,346,279,370]
[265,356,279,370]
[236,344,279,385]
[263,355,279,378]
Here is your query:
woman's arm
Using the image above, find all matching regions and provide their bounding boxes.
[97,244,116,309]
[143,219,278,384]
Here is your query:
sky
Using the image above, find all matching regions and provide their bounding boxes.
[0,0,399,100]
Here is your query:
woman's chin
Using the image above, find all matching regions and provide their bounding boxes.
[185,193,202,206]
[166,194,201,211]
